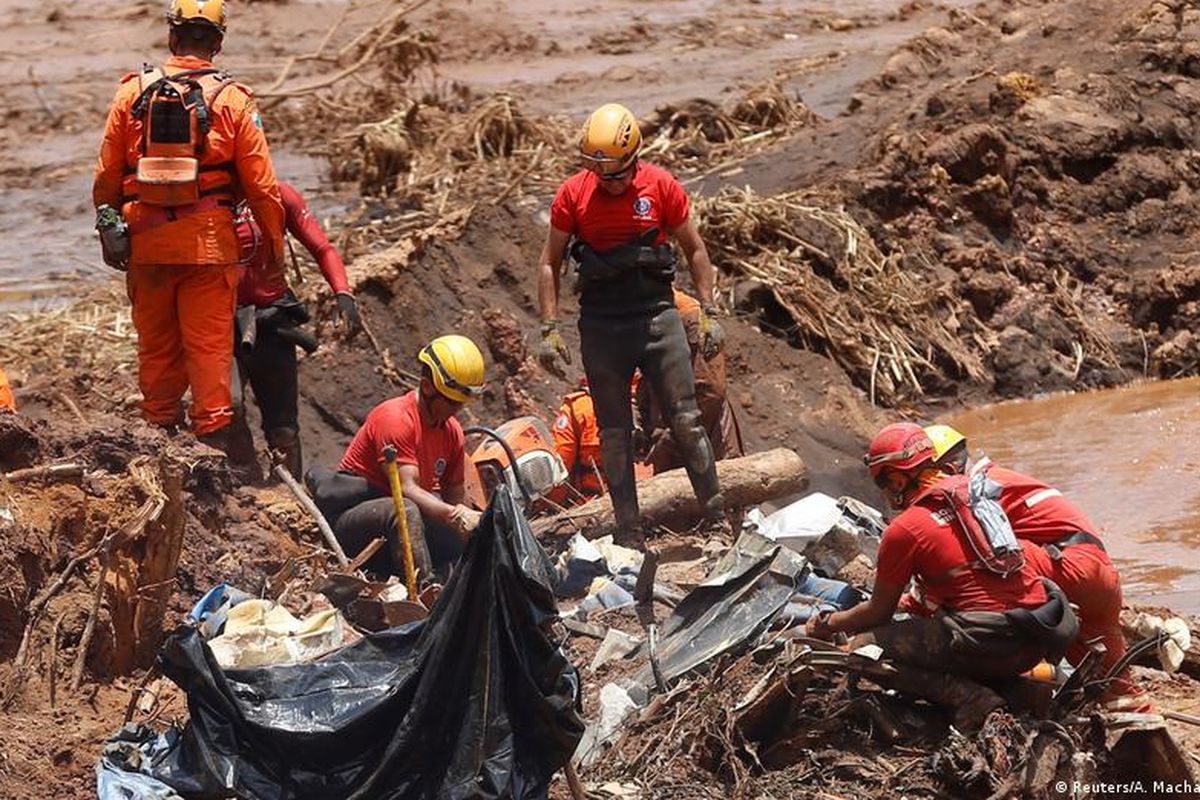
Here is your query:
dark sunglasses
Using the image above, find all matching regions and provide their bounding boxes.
[588,158,637,182]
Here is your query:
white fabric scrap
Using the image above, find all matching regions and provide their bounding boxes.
[1131,612,1192,673]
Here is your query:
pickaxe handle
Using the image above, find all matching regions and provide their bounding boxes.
[382,445,419,599]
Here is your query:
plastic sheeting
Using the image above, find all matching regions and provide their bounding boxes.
[98,487,584,800]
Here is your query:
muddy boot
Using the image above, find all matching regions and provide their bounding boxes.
[198,422,261,484]
[266,426,303,479]
[227,417,263,483]
[668,409,724,520]
[600,427,645,549]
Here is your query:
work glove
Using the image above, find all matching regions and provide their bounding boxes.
[333,292,362,337]
[536,318,572,377]
[448,504,483,537]
[698,304,726,361]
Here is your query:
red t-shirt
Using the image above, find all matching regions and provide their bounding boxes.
[984,465,1100,545]
[338,391,465,493]
[876,478,1049,613]
[549,162,690,252]
[236,181,350,307]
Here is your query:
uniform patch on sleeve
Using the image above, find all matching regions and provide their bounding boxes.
[252,111,264,130]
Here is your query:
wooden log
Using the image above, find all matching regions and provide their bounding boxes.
[533,447,808,540]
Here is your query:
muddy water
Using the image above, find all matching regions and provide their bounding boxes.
[1,0,972,309]
[947,378,1200,613]
[0,149,339,312]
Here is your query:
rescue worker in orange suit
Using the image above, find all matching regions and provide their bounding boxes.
[536,102,725,547]
[806,423,1077,730]
[552,382,605,501]
[638,289,743,472]
[306,336,485,580]
[92,0,285,450]
[925,424,1154,713]
[229,180,360,477]
[0,366,15,413]
[551,374,648,504]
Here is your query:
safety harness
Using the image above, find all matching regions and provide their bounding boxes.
[571,226,677,293]
[122,64,237,232]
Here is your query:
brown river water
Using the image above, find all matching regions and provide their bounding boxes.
[948,378,1200,614]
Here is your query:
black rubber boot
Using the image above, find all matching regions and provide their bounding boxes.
[199,421,261,484]
[599,427,645,549]
[668,409,724,519]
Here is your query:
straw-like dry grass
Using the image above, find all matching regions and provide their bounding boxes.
[696,187,988,404]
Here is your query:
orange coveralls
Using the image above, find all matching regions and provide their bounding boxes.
[553,390,604,498]
[93,55,285,435]
[0,366,15,413]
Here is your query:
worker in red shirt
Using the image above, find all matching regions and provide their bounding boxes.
[307,336,485,580]
[92,0,285,449]
[925,425,1153,712]
[536,103,726,547]
[229,180,360,477]
[806,423,1077,729]
[638,289,742,472]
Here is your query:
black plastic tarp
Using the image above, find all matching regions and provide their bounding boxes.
[99,487,584,800]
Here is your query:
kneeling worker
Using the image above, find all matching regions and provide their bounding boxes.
[806,423,1077,729]
[925,424,1154,713]
[308,335,484,580]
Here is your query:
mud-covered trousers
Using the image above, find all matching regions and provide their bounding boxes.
[333,497,463,581]
[578,305,723,533]
[852,611,1051,730]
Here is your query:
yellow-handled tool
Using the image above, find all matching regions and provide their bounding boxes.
[382,445,419,600]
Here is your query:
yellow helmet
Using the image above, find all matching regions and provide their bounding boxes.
[579,103,642,171]
[417,335,486,404]
[166,0,227,32]
[924,424,969,473]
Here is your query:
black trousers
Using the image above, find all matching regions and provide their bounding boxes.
[578,306,699,430]
[237,324,299,434]
[578,305,721,531]
[333,497,464,581]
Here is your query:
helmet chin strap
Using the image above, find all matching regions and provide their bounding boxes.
[888,467,940,509]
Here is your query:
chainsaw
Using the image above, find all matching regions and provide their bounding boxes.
[463,416,568,512]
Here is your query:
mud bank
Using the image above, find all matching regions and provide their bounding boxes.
[4,0,1200,797]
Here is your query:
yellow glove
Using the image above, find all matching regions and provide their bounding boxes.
[536,318,572,376]
[698,304,726,360]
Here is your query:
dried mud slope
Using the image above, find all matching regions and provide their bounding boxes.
[727,0,1200,403]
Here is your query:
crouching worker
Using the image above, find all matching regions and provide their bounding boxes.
[806,423,1078,731]
[925,424,1155,713]
[306,336,485,581]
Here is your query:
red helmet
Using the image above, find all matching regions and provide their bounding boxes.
[864,423,935,484]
